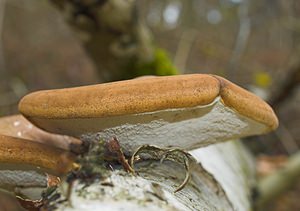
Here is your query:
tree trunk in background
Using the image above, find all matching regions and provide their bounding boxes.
[50,0,154,81]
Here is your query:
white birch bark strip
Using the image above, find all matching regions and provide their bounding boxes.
[54,141,254,211]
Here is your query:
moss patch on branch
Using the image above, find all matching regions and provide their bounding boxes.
[124,48,178,79]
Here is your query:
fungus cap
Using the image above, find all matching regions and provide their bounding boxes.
[0,115,81,151]
[19,74,278,153]
[0,116,76,193]
[0,134,75,175]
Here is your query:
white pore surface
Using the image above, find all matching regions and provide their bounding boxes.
[0,170,46,188]
[190,141,256,211]
[83,98,266,153]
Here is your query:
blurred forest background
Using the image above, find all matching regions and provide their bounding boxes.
[0,0,299,210]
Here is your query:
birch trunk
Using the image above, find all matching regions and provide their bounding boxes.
[51,141,255,211]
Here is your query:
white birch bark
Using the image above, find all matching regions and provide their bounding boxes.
[53,141,255,211]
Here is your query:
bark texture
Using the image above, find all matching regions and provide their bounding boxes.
[51,141,255,211]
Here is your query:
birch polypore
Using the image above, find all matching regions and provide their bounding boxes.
[0,134,75,196]
[0,134,75,175]
[0,115,78,187]
[19,74,278,153]
[0,115,79,192]
[0,115,81,151]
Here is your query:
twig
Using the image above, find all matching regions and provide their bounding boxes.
[174,28,197,74]
[0,0,7,77]
[269,64,300,109]
[274,123,299,154]
[228,0,251,81]
[255,151,300,210]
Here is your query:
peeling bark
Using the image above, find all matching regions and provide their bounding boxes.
[47,141,255,211]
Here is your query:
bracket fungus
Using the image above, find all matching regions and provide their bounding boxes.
[0,134,75,200]
[0,115,78,175]
[18,74,278,154]
[0,134,75,176]
[0,115,77,195]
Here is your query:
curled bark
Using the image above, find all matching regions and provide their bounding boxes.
[44,141,255,211]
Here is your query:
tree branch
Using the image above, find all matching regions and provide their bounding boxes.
[255,151,300,209]
[50,0,155,81]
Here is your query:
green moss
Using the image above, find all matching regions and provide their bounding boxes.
[124,48,178,79]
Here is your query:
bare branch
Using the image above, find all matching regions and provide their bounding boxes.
[228,0,251,81]
[255,151,300,210]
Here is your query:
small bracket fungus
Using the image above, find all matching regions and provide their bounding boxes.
[18,74,278,154]
[0,134,75,176]
[0,133,76,199]
[0,115,80,198]
[0,115,81,151]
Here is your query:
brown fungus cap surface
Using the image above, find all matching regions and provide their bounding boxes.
[19,74,220,119]
[0,134,75,175]
[212,76,278,130]
[18,74,278,142]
